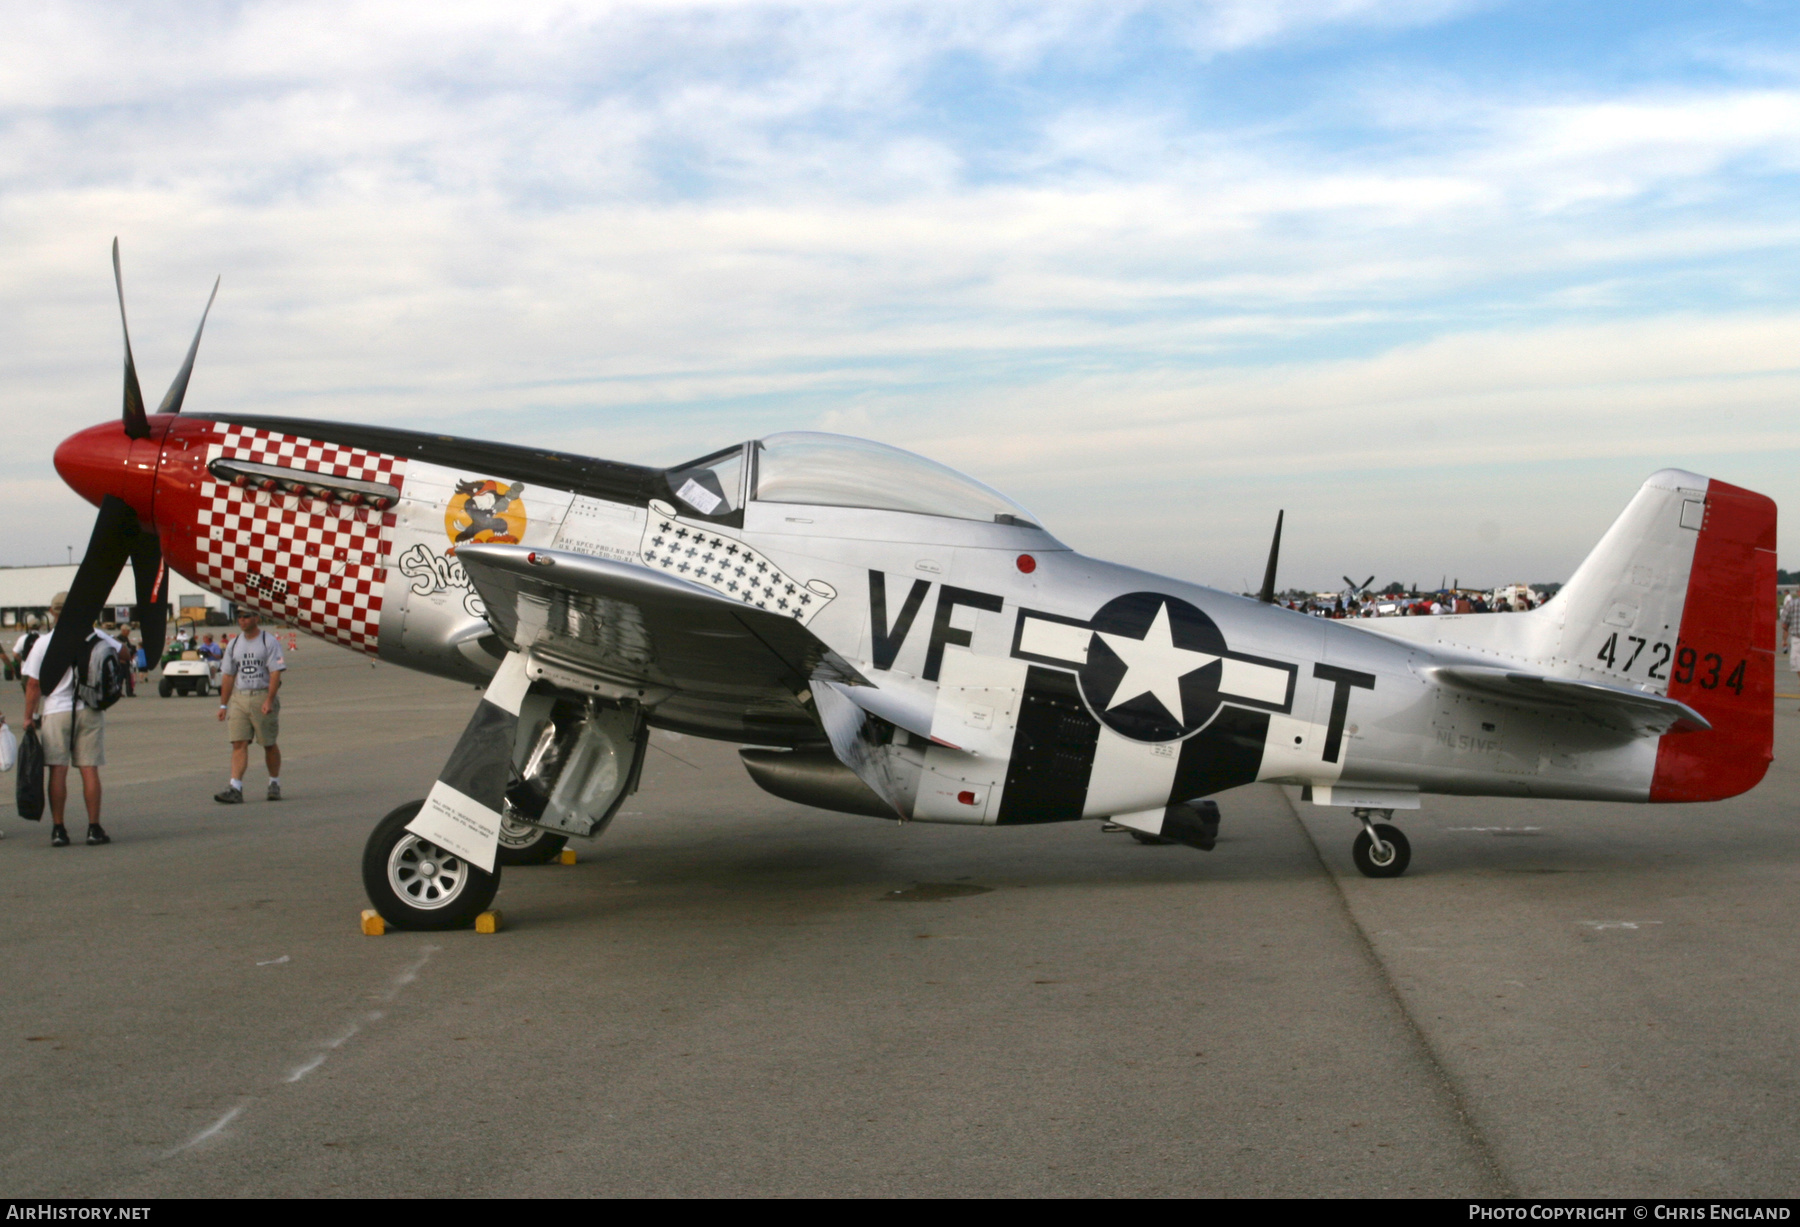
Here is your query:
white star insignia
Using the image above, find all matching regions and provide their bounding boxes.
[1095,602,1218,722]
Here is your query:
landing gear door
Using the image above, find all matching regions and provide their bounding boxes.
[540,704,646,837]
[405,650,535,872]
[504,698,648,839]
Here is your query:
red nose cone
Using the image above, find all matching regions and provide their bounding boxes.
[54,418,161,521]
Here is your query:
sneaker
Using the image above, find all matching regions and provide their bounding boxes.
[214,786,244,805]
[85,824,110,846]
[51,825,70,847]
[266,781,282,802]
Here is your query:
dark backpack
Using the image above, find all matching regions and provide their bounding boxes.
[75,635,127,712]
[15,725,43,821]
[15,631,38,688]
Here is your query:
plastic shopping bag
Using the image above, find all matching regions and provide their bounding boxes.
[0,720,14,772]
[15,725,44,821]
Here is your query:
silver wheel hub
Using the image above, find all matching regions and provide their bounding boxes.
[388,834,468,911]
[497,810,545,850]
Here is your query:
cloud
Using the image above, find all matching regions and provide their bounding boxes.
[2,0,1798,584]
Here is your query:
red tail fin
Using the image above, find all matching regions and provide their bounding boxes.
[1650,479,1777,802]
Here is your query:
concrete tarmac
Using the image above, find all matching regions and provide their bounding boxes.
[1,642,1796,1197]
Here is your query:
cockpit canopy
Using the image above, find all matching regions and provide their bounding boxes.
[664,432,1040,527]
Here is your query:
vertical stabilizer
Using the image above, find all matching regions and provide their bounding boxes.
[1547,470,1713,674]
[1545,469,1774,800]
[1377,468,1777,802]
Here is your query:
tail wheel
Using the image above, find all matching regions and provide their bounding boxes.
[1352,823,1411,878]
[495,812,569,866]
[361,800,501,930]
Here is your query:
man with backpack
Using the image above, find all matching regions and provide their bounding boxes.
[13,616,43,690]
[21,592,122,847]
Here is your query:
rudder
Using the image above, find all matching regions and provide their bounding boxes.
[1650,479,1777,802]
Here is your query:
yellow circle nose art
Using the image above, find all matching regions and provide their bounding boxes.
[445,478,527,544]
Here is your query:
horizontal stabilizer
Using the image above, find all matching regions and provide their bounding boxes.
[1430,665,1709,737]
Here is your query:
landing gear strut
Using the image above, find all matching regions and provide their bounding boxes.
[1350,807,1410,878]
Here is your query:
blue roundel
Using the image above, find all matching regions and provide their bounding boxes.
[1077,592,1228,742]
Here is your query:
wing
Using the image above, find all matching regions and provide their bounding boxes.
[456,544,866,745]
[1429,665,1710,737]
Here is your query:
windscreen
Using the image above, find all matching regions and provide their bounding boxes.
[666,445,747,517]
[752,432,1037,525]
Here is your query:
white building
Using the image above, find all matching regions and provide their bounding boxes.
[0,564,230,631]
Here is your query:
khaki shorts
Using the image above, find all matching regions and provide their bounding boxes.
[40,708,104,768]
[227,689,280,746]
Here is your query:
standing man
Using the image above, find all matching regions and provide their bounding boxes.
[13,616,42,690]
[214,608,285,804]
[23,592,118,846]
[1782,591,1800,711]
[117,634,137,698]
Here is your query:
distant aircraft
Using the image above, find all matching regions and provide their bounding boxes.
[43,245,1777,928]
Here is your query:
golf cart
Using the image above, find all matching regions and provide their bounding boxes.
[158,619,222,697]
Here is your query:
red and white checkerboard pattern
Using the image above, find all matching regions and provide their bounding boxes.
[194,422,406,655]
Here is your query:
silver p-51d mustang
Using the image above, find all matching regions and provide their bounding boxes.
[49,251,1777,928]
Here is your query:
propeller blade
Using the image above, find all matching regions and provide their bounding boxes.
[1257,510,1284,604]
[155,275,220,415]
[39,495,139,691]
[113,238,150,440]
[1343,575,1357,590]
[130,530,169,663]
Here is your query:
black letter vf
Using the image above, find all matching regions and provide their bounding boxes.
[868,571,932,670]
[924,586,1005,681]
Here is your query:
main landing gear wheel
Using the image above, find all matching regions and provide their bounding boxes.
[1352,823,1411,878]
[495,812,569,866]
[361,800,501,930]
[1130,831,1174,845]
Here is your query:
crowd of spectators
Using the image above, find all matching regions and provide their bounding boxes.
[1275,586,1548,619]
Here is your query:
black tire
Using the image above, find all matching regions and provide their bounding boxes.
[158,678,172,698]
[361,800,501,930]
[1130,831,1174,845]
[1352,823,1411,878]
[195,679,208,697]
[495,815,569,866]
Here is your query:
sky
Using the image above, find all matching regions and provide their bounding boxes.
[2,0,1797,592]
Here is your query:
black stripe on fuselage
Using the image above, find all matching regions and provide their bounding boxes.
[1169,705,1269,802]
[192,413,658,507]
[997,665,1101,824]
